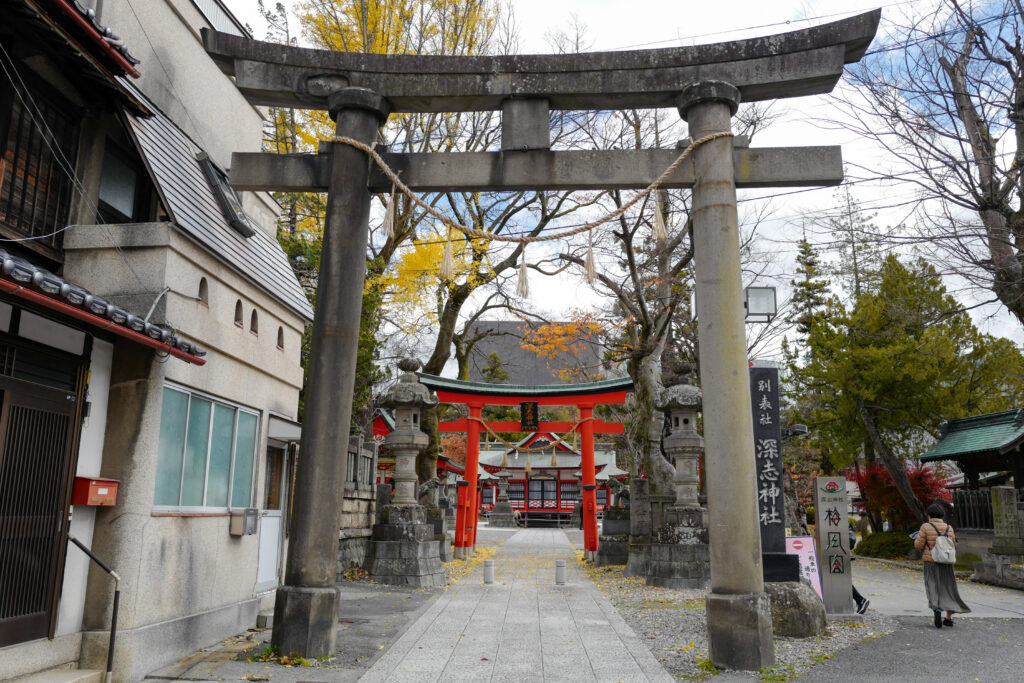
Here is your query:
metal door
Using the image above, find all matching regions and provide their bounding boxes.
[256,446,286,590]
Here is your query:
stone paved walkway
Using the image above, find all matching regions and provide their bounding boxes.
[360,529,674,682]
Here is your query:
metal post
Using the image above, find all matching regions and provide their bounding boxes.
[273,88,391,658]
[483,559,495,584]
[555,559,567,585]
[580,405,598,559]
[677,80,774,671]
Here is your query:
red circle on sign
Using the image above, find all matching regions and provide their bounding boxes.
[792,540,803,550]
[825,481,840,492]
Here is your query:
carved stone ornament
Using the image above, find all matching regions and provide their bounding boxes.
[382,358,438,410]
[656,383,702,412]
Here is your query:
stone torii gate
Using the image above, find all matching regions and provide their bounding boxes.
[203,10,879,670]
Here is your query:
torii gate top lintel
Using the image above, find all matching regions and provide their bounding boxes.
[202,10,879,113]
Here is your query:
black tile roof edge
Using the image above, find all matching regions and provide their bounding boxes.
[0,247,206,359]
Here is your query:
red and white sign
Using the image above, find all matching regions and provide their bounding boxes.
[785,535,823,600]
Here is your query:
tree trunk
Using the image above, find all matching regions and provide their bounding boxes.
[782,464,809,536]
[857,399,927,525]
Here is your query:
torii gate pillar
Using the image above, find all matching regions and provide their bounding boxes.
[271,88,391,658]
[679,81,772,670]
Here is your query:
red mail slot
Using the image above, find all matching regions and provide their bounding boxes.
[71,477,119,506]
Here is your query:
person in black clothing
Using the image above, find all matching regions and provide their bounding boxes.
[851,522,869,614]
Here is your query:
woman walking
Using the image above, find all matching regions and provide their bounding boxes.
[914,503,971,628]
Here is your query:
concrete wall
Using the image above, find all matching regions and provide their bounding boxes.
[61,224,303,681]
[96,0,262,172]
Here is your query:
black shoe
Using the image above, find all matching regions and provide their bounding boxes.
[934,610,943,628]
[857,599,870,615]
[943,618,954,627]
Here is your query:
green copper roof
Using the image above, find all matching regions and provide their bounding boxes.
[919,409,1024,462]
[416,373,633,397]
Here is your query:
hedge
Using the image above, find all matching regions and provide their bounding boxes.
[854,531,915,559]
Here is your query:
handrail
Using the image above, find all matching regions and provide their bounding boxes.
[68,534,121,683]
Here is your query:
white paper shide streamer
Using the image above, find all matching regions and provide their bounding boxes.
[439,231,454,280]
[516,248,530,298]
[382,183,397,240]
[653,193,668,241]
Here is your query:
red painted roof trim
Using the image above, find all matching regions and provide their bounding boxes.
[0,280,206,365]
[49,0,141,78]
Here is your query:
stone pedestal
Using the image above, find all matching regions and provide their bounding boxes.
[490,472,516,527]
[647,507,710,589]
[272,586,339,657]
[366,505,446,586]
[626,478,651,577]
[427,505,453,562]
[596,507,630,566]
[706,592,774,671]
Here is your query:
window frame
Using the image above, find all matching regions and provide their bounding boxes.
[152,382,261,514]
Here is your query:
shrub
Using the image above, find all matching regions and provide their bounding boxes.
[806,506,814,525]
[852,464,952,530]
[854,531,915,559]
[956,552,982,571]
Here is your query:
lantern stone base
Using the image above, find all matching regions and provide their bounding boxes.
[366,505,446,587]
[645,507,710,588]
[490,500,516,527]
[706,591,775,671]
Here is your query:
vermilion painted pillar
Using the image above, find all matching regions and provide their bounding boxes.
[580,405,598,559]
[453,480,468,558]
[464,404,483,555]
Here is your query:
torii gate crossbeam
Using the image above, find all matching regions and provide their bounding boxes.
[203,10,880,671]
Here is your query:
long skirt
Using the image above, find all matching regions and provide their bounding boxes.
[923,562,971,614]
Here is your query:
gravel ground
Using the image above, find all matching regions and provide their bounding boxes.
[580,560,899,681]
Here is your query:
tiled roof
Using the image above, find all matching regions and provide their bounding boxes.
[919,410,1024,462]
[125,109,314,321]
[0,248,206,364]
[417,374,633,397]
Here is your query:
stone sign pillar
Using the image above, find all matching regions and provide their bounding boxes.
[990,486,1024,559]
[813,476,854,614]
[490,469,516,527]
[625,477,651,577]
[272,88,391,658]
[678,81,773,670]
[647,384,710,589]
[365,359,445,587]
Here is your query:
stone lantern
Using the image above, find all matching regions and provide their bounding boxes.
[365,359,445,587]
[490,469,515,527]
[383,358,437,505]
[645,380,710,589]
[659,383,705,514]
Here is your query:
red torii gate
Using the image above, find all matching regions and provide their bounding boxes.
[418,374,632,559]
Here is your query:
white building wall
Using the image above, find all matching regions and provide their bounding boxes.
[55,339,114,637]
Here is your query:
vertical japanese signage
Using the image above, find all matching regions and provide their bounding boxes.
[520,401,539,431]
[785,536,823,599]
[813,476,853,614]
[750,366,784,554]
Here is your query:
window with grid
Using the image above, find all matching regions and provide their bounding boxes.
[0,84,78,255]
[507,481,525,501]
[596,488,608,506]
[560,481,580,501]
[154,385,260,510]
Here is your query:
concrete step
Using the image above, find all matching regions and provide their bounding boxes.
[14,670,103,683]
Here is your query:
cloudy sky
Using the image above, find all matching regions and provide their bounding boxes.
[218,0,1023,352]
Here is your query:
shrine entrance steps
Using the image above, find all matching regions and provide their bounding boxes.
[361,528,673,682]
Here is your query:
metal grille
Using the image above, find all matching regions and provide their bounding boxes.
[560,482,580,501]
[0,91,78,253]
[0,395,74,646]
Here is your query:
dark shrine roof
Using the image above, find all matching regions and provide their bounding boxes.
[416,374,633,398]
[920,409,1024,462]
[125,108,314,321]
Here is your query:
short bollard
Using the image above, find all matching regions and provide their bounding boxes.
[555,559,567,585]
[483,559,494,584]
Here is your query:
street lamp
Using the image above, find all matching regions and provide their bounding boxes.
[744,286,777,323]
[782,423,808,440]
